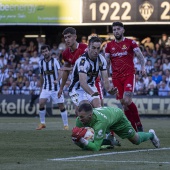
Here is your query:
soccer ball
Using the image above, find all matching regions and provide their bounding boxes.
[84,127,94,141]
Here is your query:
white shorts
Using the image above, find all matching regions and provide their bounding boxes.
[69,87,100,106]
[39,89,64,104]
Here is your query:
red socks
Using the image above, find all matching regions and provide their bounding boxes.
[128,102,142,127]
[124,109,137,131]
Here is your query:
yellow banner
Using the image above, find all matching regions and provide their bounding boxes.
[0,0,81,24]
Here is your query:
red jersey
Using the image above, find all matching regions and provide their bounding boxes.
[62,43,87,65]
[105,38,138,79]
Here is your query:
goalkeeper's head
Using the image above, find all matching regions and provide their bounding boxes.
[77,103,93,125]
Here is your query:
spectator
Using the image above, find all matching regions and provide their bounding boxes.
[8,82,20,95]
[58,37,66,51]
[19,37,27,54]
[162,58,170,72]
[147,84,158,96]
[158,33,170,51]
[158,81,169,96]
[141,37,154,50]
[135,75,145,95]
[29,51,39,72]
[36,35,45,54]
[9,40,19,52]
[81,36,88,45]
[154,43,162,57]
[1,84,9,94]
[26,41,37,56]
[21,80,31,95]
[145,60,154,74]
[50,43,59,56]
[152,70,162,85]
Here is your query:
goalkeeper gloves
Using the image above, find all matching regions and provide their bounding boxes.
[72,127,87,142]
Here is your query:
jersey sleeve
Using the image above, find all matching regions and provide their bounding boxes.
[99,54,107,71]
[131,40,139,51]
[104,43,111,61]
[77,57,89,74]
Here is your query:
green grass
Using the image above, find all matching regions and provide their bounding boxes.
[0,117,170,170]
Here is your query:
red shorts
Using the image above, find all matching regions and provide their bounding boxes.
[112,74,135,100]
[95,77,104,100]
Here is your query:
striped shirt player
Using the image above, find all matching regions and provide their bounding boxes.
[39,57,61,92]
[68,51,107,106]
[36,44,69,130]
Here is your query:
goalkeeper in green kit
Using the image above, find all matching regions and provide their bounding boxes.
[72,103,160,151]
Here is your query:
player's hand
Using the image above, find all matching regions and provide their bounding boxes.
[91,92,99,97]
[140,67,146,76]
[72,127,87,142]
[58,89,63,98]
[108,87,118,95]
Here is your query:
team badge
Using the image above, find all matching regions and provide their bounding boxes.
[122,45,127,50]
[139,1,154,21]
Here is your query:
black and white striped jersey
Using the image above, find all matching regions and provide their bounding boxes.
[39,57,60,91]
[69,52,107,92]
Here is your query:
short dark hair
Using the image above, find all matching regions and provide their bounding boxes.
[41,44,50,51]
[88,36,102,46]
[112,22,124,28]
[78,103,93,113]
[62,27,76,35]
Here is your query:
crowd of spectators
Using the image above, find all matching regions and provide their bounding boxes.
[0,33,170,97]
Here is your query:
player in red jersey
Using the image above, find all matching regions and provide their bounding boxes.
[105,22,146,132]
[58,27,87,109]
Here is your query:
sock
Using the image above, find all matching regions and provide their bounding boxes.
[136,132,154,145]
[128,102,142,127]
[124,109,137,131]
[61,110,68,126]
[39,109,46,124]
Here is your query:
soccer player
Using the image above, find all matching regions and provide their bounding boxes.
[105,22,146,132]
[68,37,118,108]
[72,103,160,151]
[36,45,69,130]
[57,27,87,115]
[58,27,105,114]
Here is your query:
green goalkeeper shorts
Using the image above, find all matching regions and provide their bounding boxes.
[110,113,136,139]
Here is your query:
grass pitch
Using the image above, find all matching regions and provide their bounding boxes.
[0,117,170,170]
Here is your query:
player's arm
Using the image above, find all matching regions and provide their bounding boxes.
[82,124,106,151]
[100,70,118,95]
[79,72,95,96]
[105,53,111,76]
[40,74,44,87]
[58,62,71,97]
[134,47,146,75]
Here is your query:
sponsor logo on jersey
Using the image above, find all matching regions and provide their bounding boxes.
[112,47,115,50]
[111,51,128,57]
[44,70,54,75]
[96,129,104,139]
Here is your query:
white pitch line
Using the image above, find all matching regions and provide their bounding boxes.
[49,147,170,161]
[61,160,170,164]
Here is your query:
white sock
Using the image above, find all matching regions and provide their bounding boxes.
[39,109,46,124]
[60,110,68,126]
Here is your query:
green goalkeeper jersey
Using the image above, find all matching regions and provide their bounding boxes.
[76,106,128,151]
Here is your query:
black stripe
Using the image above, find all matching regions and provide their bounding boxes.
[52,58,57,91]
[46,59,52,90]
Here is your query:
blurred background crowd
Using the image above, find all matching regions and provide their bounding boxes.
[0,32,170,97]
